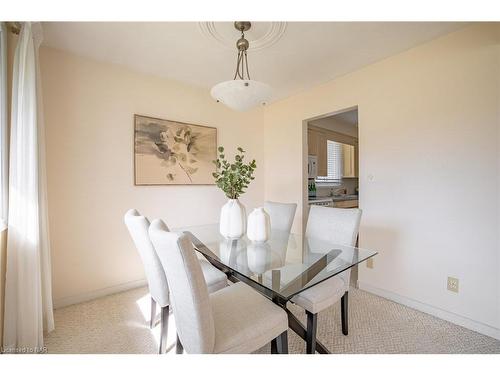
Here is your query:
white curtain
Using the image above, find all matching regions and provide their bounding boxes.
[0,22,8,230]
[3,22,54,353]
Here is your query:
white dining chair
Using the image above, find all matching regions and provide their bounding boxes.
[291,205,362,354]
[149,219,289,354]
[264,201,297,233]
[124,209,228,353]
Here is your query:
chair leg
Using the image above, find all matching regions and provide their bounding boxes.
[150,297,157,329]
[306,311,318,354]
[276,331,288,354]
[271,332,288,354]
[158,305,169,354]
[271,337,278,354]
[176,334,184,354]
[341,292,348,336]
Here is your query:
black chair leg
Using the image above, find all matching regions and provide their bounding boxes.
[277,331,288,354]
[150,297,157,329]
[158,305,169,354]
[271,337,278,354]
[176,334,184,354]
[341,292,348,336]
[306,311,318,354]
[271,331,288,354]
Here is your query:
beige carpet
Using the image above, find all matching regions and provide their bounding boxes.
[44,286,500,354]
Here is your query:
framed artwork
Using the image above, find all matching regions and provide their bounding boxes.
[134,114,217,185]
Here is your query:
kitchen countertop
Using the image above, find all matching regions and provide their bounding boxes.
[308,195,359,203]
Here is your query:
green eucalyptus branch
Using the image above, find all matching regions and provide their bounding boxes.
[212,146,256,199]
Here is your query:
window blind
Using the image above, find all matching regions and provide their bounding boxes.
[316,140,343,183]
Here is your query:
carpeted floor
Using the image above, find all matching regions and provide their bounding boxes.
[44,286,500,354]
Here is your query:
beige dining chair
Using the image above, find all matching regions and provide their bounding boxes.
[149,219,289,354]
[291,205,362,354]
[124,209,228,353]
[264,201,297,233]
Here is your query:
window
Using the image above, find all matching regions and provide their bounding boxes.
[316,140,343,184]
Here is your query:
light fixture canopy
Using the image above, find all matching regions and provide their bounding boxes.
[211,22,272,111]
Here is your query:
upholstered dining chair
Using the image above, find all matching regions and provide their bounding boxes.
[264,201,297,233]
[124,209,228,353]
[292,206,362,354]
[149,219,289,354]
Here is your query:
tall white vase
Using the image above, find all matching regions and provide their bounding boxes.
[247,207,271,243]
[220,199,247,239]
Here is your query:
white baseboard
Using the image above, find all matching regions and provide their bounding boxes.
[358,281,500,341]
[53,278,148,309]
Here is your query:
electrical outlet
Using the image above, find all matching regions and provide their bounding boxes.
[447,277,459,293]
[366,258,374,269]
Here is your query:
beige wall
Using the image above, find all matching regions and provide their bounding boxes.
[264,24,500,336]
[40,47,265,306]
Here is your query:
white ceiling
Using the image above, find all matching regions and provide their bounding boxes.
[41,22,467,102]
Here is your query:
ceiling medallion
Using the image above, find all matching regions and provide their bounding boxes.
[198,21,286,52]
[210,22,272,112]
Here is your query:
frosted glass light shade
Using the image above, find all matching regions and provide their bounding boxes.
[210,79,272,111]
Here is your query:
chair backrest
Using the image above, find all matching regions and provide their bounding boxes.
[124,209,169,307]
[305,206,362,292]
[306,206,361,246]
[264,201,297,233]
[149,219,216,354]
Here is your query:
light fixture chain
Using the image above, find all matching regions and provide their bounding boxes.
[233,50,243,80]
[240,52,245,79]
[244,51,251,80]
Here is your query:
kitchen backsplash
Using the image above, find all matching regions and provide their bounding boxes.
[315,178,358,196]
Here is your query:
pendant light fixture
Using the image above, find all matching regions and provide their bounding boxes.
[210,22,272,111]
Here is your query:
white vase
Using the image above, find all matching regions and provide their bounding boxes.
[247,207,271,243]
[219,199,247,239]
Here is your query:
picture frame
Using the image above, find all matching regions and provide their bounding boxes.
[134,114,217,185]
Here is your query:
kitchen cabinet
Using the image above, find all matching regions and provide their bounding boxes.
[342,144,358,178]
[307,129,319,156]
[308,128,327,176]
[333,199,358,208]
[317,132,328,177]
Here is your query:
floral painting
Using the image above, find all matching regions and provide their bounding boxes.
[134,115,217,185]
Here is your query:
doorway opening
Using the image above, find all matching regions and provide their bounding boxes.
[304,106,360,283]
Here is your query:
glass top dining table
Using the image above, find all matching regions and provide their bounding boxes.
[177,224,377,302]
